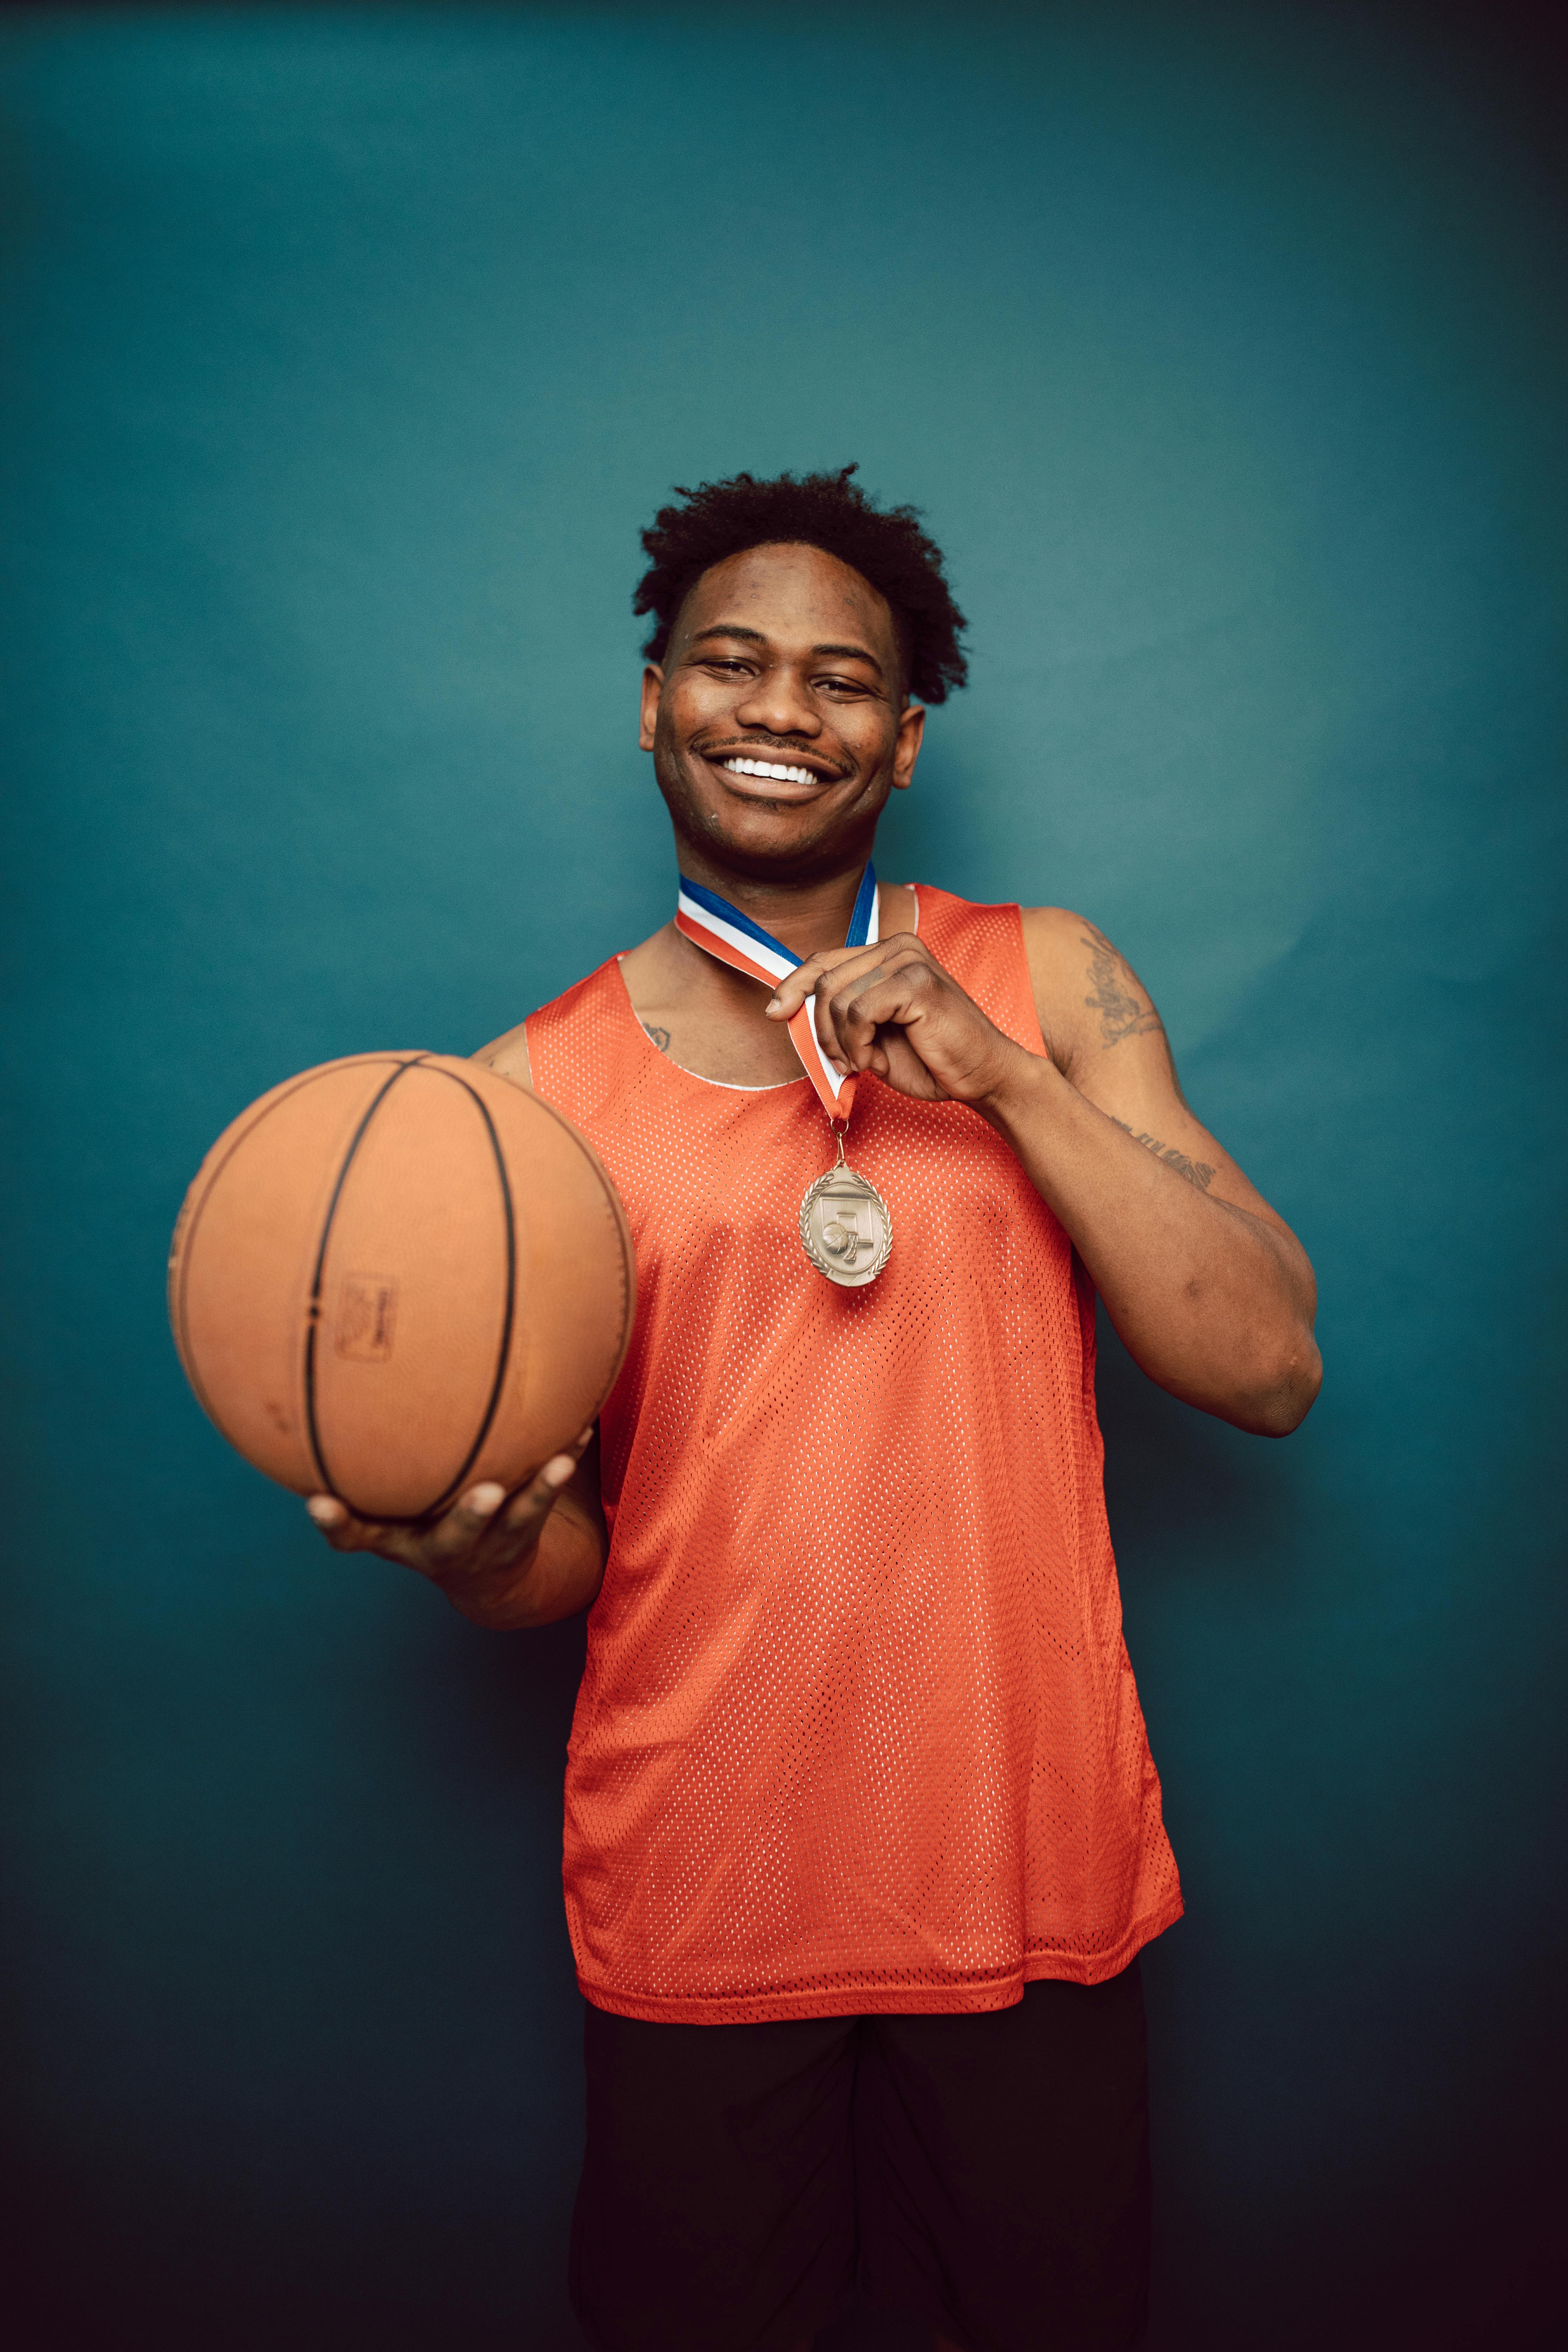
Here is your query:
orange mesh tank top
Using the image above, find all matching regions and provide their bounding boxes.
[527,886,1182,2024]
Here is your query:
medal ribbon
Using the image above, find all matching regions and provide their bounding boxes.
[675,864,878,1122]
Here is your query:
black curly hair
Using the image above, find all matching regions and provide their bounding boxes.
[633,465,969,705]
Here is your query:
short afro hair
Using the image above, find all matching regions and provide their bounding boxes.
[633,464,969,705]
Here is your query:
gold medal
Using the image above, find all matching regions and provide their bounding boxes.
[673,867,893,1288]
[799,1131,892,1288]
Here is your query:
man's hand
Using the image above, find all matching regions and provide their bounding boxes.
[775,910,1321,1437]
[305,1424,605,1628]
[766,934,1029,1106]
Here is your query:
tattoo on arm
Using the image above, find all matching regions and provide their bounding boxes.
[642,1023,671,1055]
[1081,925,1164,1049]
[1111,1117,1216,1191]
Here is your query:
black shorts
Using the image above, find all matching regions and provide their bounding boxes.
[569,1963,1150,2352]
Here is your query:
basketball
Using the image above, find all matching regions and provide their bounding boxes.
[168,1053,636,1522]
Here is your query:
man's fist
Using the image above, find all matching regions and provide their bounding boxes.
[766,933,1029,1107]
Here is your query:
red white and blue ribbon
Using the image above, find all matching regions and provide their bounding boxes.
[675,864,878,1122]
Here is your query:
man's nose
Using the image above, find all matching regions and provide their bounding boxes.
[733,664,822,738]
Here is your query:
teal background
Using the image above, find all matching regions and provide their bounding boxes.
[2,4,1563,2346]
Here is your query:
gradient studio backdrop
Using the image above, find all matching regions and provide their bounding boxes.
[2,4,1563,2347]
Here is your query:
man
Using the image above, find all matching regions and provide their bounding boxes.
[309,467,1321,2352]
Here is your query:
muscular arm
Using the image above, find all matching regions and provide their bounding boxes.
[771,910,1322,1438]
[1002,909,1321,1434]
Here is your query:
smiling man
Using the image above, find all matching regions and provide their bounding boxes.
[310,467,1321,2352]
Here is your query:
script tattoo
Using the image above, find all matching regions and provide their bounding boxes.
[642,1023,671,1055]
[1081,925,1164,1049]
[1111,1117,1216,1191]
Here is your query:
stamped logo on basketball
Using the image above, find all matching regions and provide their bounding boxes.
[334,1273,398,1362]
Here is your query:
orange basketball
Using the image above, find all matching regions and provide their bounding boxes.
[168,1052,635,1522]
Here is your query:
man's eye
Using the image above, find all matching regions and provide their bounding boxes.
[817,676,866,695]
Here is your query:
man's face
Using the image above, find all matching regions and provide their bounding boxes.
[639,541,925,879]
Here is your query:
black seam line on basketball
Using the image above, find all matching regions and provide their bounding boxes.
[303,1058,424,1501]
[170,1056,416,1445]
[389,1068,517,1519]
[322,1068,634,1526]
[506,1084,637,1373]
[331,1063,519,1526]
[170,1062,344,1427]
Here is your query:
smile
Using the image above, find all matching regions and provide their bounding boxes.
[719,756,823,788]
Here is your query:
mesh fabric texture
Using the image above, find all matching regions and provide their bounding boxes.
[527,888,1182,2023]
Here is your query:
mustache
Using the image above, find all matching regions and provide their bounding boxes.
[694,733,854,779]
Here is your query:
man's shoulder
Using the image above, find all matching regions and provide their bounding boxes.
[916,888,1085,952]
[469,926,673,1088]
[471,1019,534,1089]
[1013,904,1166,1073]
[469,962,612,1090]
[1016,903,1117,994]
[1016,903,1092,951]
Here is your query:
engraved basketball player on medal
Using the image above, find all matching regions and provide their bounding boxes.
[799,1137,892,1288]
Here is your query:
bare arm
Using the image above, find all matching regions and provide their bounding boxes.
[769,911,1321,1437]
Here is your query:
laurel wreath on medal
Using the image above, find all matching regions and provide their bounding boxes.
[798,1166,894,1288]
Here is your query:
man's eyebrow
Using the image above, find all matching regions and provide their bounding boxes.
[688,624,884,676]
[811,641,884,674]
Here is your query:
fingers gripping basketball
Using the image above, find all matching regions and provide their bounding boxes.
[305,1432,592,1576]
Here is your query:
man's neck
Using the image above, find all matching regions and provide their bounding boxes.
[619,846,909,1088]
[675,845,875,962]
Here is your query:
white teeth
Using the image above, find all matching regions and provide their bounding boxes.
[721,756,818,786]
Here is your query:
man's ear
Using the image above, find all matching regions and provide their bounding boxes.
[891,700,925,791]
[639,664,664,752]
